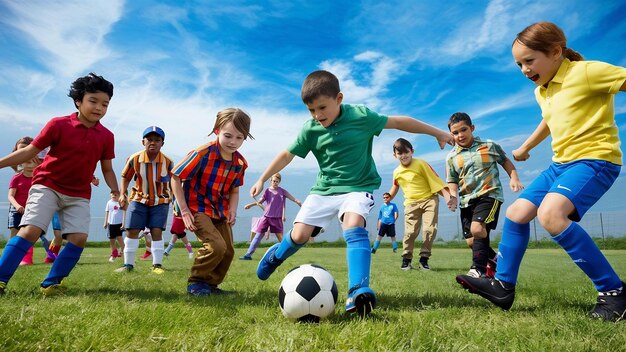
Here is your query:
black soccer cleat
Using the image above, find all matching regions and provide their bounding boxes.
[456,275,515,310]
[590,281,626,322]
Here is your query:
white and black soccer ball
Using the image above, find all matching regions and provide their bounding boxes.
[278,264,338,323]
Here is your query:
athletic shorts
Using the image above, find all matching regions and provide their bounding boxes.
[377,223,396,237]
[20,184,90,237]
[519,160,620,222]
[460,197,501,239]
[295,192,375,236]
[125,201,169,230]
[8,209,22,229]
[170,216,187,237]
[107,223,123,239]
[255,217,283,234]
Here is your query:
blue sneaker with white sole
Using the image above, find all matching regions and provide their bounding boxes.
[345,286,377,316]
[256,243,284,280]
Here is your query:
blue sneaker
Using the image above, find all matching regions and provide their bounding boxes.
[256,243,284,280]
[345,286,377,316]
[187,282,211,297]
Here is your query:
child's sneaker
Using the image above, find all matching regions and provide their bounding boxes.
[188,252,194,259]
[163,251,169,257]
[239,255,252,260]
[455,275,515,310]
[371,248,376,254]
[114,264,134,273]
[151,264,165,274]
[187,282,211,297]
[108,254,116,262]
[466,268,483,278]
[345,286,377,316]
[419,257,430,270]
[401,257,412,271]
[0,281,6,295]
[256,243,284,280]
[40,281,66,297]
[590,282,626,322]
[140,251,152,260]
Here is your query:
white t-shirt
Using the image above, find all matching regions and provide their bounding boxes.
[105,200,124,225]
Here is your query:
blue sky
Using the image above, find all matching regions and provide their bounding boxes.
[1,0,626,213]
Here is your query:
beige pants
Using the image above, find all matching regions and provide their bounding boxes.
[188,213,234,286]
[402,195,439,259]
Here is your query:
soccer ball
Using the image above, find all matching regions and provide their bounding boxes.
[278,264,338,323]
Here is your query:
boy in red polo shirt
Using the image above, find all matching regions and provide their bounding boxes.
[0,73,119,296]
[171,108,252,296]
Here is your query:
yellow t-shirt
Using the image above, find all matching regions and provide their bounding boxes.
[393,158,445,206]
[535,59,626,165]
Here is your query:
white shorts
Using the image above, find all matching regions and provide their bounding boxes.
[20,184,90,235]
[294,192,375,230]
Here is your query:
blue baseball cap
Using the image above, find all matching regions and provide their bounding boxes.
[143,126,165,140]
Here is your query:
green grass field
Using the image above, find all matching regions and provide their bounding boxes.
[1,245,625,351]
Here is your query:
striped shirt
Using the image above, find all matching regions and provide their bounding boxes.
[121,150,174,206]
[172,140,247,220]
[445,137,507,208]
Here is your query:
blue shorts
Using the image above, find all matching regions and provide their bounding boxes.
[52,212,61,231]
[125,201,169,230]
[8,209,22,229]
[519,160,620,221]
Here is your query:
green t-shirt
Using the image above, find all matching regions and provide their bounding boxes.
[288,104,388,195]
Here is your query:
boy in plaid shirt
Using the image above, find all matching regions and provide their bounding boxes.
[171,108,252,296]
[446,112,523,278]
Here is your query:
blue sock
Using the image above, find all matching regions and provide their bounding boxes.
[552,222,621,292]
[343,227,371,289]
[392,241,398,251]
[274,230,304,261]
[42,242,83,287]
[372,240,380,251]
[0,236,33,284]
[494,218,530,285]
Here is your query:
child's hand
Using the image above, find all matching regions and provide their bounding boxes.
[244,204,252,210]
[512,148,529,161]
[510,179,524,192]
[437,132,454,149]
[181,209,197,231]
[118,194,127,208]
[250,180,264,198]
[17,206,25,214]
[447,195,457,212]
[227,210,237,225]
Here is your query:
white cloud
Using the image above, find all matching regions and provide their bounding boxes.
[2,0,124,78]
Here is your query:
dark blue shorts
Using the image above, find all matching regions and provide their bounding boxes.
[8,210,22,229]
[377,223,396,237]
[519,160,620,221]
[125,202,169,230]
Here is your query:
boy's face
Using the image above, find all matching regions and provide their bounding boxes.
[449,121,475,148]
[512,41,562,87]
[270,177,281,187]
[382,194,390,204]
[305,93,343,128]
[217,121,245,159]
[394,149,414,167]
[142,133,164,154]
[75,91,110,126]
[110,193,119,201]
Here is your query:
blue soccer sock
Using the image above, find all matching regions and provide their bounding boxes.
[372,240,380,251]
[0,236,33,284]
[494,218,530,285]
[552,222,622,292]
[41,242,83,287]
[274,230,305,261]
[392,240,398,252]
[343,227,371,290]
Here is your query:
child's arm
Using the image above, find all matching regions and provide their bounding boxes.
[103,209,109,229]
[118,176,130,208]
[100,160,120,198]
[446,183,458,212]
[251,150,295,197]
[284,191,302,207]
[501,159,524,192]
[243,202,259,210]
[385,116,454,149]
[512,120,550,161]
[171,175,196,231]
[7,188,24,214]
[0,144,41,170]
[437,186,454,208]
[228,187,239,225]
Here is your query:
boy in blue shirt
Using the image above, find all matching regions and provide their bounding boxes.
[371,193,399,254]
[252,70,453,315]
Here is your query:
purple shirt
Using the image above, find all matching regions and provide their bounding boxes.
[262,187,286,218]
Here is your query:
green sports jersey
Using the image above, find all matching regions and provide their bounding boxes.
[288,104,388,195]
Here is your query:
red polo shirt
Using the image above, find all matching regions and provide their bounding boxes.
[32,112,115,199]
